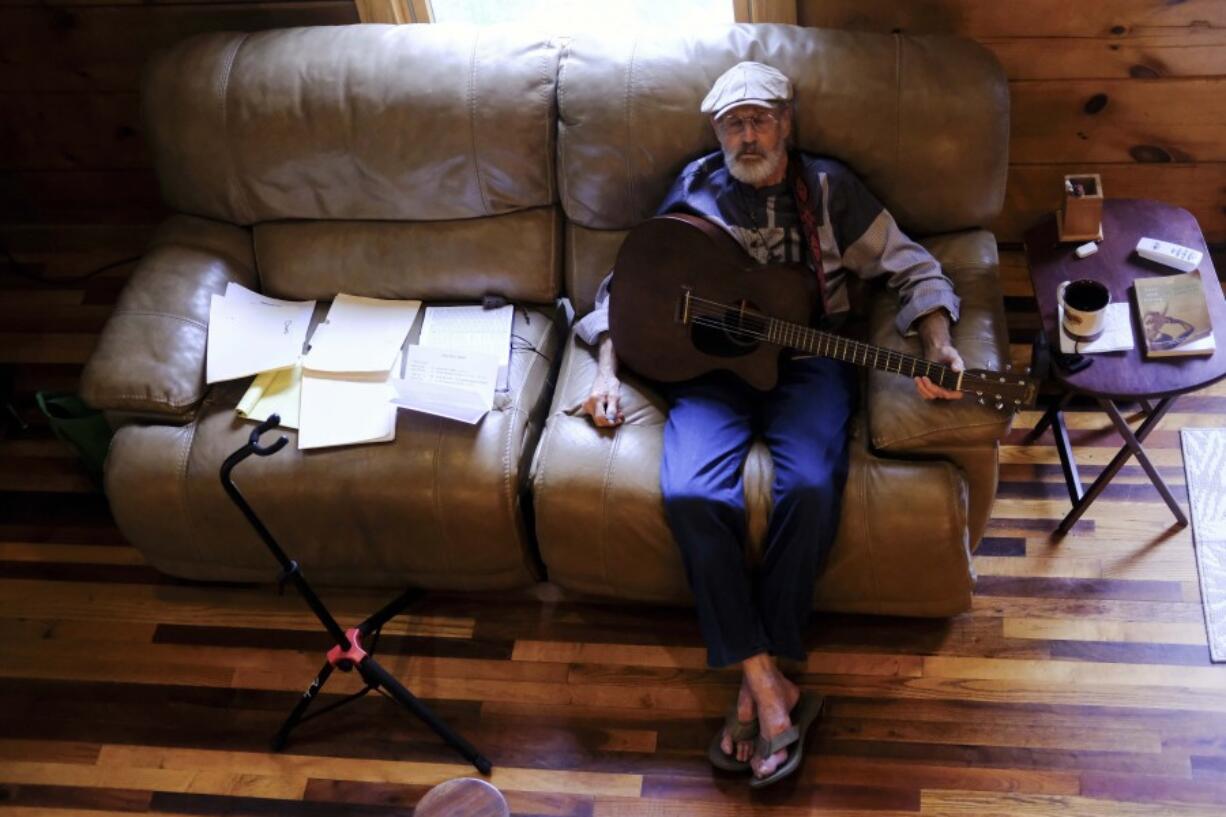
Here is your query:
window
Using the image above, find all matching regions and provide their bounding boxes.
[429,0,734,29]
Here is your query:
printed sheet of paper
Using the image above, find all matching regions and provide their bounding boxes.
[224,283,316,318]
[419,304,513,389]
[303,294,421,375]
[297,370,397,450]
[236,363,303,429]
[391,346,499,425]
[206,293,313,383]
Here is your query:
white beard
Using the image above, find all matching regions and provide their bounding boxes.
[724,143,786,186]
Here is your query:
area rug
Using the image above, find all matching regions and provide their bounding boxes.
[1180,427,1226,662]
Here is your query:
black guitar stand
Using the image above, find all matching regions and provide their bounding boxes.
[219,414,492,775]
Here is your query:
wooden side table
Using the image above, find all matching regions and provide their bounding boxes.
[1024,199,1226,534]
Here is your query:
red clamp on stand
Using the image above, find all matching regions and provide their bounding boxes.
[327,627,368,670]
[219,414,492,775]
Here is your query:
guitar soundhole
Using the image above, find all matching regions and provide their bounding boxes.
[690,300,761,358]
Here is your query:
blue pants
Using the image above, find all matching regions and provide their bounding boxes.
[661,356,855,668]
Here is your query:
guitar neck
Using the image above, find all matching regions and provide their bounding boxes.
[769,316,961,391]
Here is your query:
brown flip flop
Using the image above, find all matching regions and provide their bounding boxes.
[707,708,759,772]
[748,692,824,789]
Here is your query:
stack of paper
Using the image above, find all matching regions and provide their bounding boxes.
[205,284,314,384]
[390,305,512,425]
[299,295,421,450]
[207,287,422,449]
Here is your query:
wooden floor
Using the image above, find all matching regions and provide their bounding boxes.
[2,226,1226,816]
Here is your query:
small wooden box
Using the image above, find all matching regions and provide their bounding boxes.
[1058,173,1104,242]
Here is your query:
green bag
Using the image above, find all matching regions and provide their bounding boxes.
[35,391,114,478]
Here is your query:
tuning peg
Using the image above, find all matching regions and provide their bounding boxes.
[995,401,1004,411]
[978,397,985,406]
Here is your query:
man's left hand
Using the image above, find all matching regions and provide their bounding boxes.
[914,310,964,401]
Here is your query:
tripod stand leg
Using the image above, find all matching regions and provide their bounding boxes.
[359,657,493,775]
[272,660,335,751]
[359,586,426,636]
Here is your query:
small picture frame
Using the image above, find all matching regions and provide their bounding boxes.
[1058,173,1104,242]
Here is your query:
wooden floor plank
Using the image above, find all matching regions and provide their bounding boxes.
[1,226,1224,814]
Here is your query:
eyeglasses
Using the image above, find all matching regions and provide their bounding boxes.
[715,110,781,136]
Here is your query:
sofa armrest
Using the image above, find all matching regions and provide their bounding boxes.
[81,215,257,420]
[867,230,1012,453]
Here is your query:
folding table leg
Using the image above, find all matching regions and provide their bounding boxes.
[1056,395,1182,534]
[1100,397,1187,526]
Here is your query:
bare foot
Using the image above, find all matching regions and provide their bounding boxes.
[743,659,801,780]
[719,674,757,763]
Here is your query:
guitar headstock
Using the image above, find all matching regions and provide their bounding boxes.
[962,368,1039,413]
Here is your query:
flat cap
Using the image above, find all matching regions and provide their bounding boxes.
[700,61,792,119]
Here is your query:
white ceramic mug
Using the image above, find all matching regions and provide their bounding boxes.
[1058,279,1110,341]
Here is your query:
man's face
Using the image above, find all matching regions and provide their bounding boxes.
[713,103,792,187]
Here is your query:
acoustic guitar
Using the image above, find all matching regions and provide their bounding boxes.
[608,213,1037,412]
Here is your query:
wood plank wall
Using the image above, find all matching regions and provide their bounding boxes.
[0,0,360,226]
[798,0,1226,245]
[2,0,1223,245]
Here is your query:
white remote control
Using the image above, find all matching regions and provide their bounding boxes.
[1136,237,1202,273]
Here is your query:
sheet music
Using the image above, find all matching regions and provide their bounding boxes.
[303,294,421,375]
[206,293,313,384]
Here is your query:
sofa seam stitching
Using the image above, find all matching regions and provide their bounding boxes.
[624,38,637,219]
[599,429,619,596]
[861,451,881,613]
[893,32,902,184]
[177,408,199,565]
[873,417,1007,449]
[468,33,492,215]
[431,419,452,576]
[110,310,208,331]
[217,33,252,224]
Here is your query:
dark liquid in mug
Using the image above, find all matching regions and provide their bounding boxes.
[1065,280,1109,311]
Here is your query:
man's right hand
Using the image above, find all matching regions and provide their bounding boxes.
[582,336,624,427]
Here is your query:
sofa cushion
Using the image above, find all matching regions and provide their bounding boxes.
[254,207,562,303]
[530,332,974,615]
[558,25,1007,239]
[105,304,564,589]
[143,25,560,224]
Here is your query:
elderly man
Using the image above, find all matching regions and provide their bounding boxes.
[573,62,964,787]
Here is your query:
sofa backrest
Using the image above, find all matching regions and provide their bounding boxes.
[558,24,1009,313]
[143,24,562,302]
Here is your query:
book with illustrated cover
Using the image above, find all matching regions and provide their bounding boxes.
[1134,270,1216,357]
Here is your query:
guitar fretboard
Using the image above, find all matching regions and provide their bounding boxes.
[683,293,965,392]
[768,319,961,391]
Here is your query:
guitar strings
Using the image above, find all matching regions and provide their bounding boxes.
[679,294,1030,405]
[682,296,960,387]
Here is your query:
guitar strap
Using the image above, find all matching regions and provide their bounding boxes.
[787,153,831,318]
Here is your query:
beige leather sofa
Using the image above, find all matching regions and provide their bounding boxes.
[82,23,1012,616]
